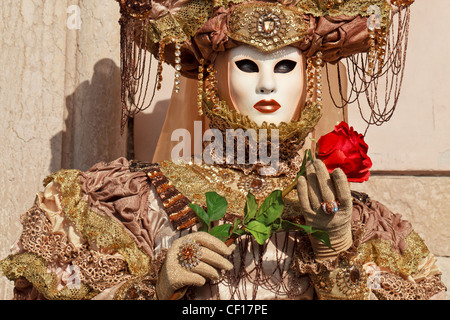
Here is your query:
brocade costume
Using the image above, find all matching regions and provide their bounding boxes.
[0,157,446,300]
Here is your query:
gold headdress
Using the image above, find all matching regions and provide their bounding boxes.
[117,0,415,132]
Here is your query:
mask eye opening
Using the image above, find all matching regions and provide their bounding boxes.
[235,59,259,73]
[274,60,297,74]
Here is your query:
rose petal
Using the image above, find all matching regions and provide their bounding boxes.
[317,121,372,183]
[321,150,347,170]
[317,132,340,155]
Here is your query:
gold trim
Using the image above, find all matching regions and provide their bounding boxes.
[228,2,308,52]
[202,94,322,144]
[43,170,151,276]
[357,231,430,277]
[0,252,97,300]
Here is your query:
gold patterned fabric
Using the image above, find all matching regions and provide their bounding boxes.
[0,162,160,300]
[157,159,302,220]
[43,169,152,276]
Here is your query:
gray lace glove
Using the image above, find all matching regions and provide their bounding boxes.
[297,159,353,262]
[156,231,235,300]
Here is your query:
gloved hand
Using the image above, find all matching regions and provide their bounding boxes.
[156,231,235,300]
[297,159,353,262]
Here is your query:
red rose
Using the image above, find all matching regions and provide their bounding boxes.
[317,121,372,183]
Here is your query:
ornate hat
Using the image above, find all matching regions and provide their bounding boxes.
[116,0,415,135]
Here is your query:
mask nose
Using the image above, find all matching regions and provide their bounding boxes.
[256,68,276,95]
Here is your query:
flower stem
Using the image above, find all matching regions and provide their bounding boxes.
[281,179,297,198]
[225,234,237,247]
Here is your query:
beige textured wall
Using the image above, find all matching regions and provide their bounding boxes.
[348,1,450,172]
[0,0,448,300]
[0,0,126,299]
[346,2,450,299]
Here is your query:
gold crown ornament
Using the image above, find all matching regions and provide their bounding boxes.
[227,2,309,52]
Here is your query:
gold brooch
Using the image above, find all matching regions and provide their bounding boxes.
[179,239,203,270]
[228,2,308,52]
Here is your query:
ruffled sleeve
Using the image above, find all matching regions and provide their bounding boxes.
[0,158,172,300]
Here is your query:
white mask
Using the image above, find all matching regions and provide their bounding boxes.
[227,45,305,126]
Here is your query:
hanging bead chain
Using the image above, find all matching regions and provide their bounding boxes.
[197,59,205,116]
[306,57,315,103]
[306,51,324,109]
[315,51,324,106]
[173,42,182,93]
[205,64,220,111]
[156,42,165,91]
[367,27,377,76]
[376,28,387,75]
[367,26,387,76]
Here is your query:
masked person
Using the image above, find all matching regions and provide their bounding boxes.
[0,0,446,300]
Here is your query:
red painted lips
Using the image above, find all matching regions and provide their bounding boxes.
[253,99,281,113]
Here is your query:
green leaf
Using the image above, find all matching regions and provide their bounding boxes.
[245,220,272,245]
[210,224,232,242]
[280,220,334,250]
[271,218,283,233]
[310,230,334,251]
[232,218,241,232]
[205,192,228,222]
[307,148,314,161]
[189,203,210,230]
[281,219,313,233]
[244,192,258,224]
[296,151,309,180]
[232,229,247,237]
[231,218,246,237]
[256,190,284,225]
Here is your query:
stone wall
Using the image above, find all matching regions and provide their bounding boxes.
[0,0,127,299]
[351,176,450,257]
